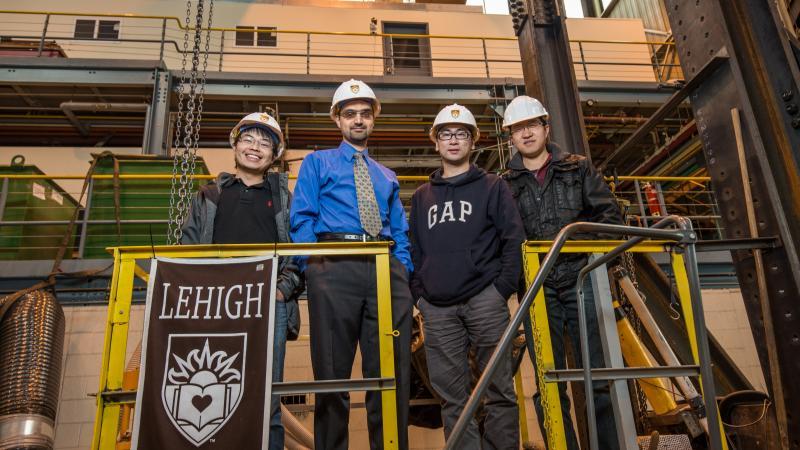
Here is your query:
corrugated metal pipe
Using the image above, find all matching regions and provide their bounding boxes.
[0,290,65,449]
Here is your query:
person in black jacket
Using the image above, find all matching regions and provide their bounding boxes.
[409,104,525,450]
[501,96,623,450]
[181,112,303,450]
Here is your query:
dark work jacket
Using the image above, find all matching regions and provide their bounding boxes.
[409,165,525,306]
[502,144,623,288]
[181,172,304,340]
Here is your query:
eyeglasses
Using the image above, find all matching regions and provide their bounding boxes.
[239,135,273,150]
[437,129,472,141]
[511,120,546,135]
[340,109,374,120]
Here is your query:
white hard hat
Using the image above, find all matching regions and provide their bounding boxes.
[429,103,480,142]
[502,95,549,129]
[229,112,285,159]
[330,79,381,119]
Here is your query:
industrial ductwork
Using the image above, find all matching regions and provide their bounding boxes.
[0,290,66,449]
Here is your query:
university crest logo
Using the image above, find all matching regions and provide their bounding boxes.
[451,109,460,119]
[350,84,360,94]
[162,334,246,446]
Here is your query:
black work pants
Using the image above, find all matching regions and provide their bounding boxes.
[523,275,619,450]
[306,255,412,450]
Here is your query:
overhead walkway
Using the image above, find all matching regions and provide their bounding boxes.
[0,9,688,161]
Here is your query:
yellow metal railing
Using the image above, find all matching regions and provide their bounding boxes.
[0,172,724,259]
[93,242,400,450]
[0,173,712,181]
[522,240,727,450]
[0,9,678,81]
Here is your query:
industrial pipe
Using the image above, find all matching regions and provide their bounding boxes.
[59,102,149,137]
[583,115,649,124]
[0,289,65,449]
[281,404,313,449]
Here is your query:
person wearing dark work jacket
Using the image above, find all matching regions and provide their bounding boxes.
[181,112,304,450]
[290,79,413,450]
[409,104,524,450]
[501,96,623,450]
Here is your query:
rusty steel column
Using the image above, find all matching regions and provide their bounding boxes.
[509,0,591,158]
[662,1,800,448]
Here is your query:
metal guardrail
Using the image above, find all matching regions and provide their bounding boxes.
[93,242,400,449]
[0,10,679,81]
[0,173,723,259]
[445,216,726,450]
[610,176,723,240]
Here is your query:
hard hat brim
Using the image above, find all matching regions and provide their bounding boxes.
[329,98,382,120]
[429,122,481,143]
[229,118,286,159]
[502,114,549,130]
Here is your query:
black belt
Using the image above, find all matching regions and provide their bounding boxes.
[317,232,390,242]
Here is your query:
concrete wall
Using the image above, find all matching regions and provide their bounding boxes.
[53,302,481,450]
[701,289,767,392]
[53,305,144,450]
[52,287,762,449]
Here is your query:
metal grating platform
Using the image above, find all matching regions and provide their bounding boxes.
[637,434,692,450]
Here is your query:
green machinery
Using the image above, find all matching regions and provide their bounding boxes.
[81,154,210,259]
[0,156,79,260]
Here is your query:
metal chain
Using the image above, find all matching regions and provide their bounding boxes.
[619,250,650,431]
[189,0,214,196]
[522,251,557,446]
[613,187,650,432]
[167,0,194,244]
[167,0,212,244]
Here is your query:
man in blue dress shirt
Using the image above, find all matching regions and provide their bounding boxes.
[290,79,413,450]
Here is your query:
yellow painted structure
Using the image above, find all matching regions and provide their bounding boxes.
[92,242,400,450]
[614,300,678,415]
[523,240,727,449]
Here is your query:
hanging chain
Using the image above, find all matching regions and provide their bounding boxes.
[618,250,650,431]
[191,0,214,186]
[611,188,650,432]
[167,0,194,244]
[167,0,213,244]
[522,251,557,446]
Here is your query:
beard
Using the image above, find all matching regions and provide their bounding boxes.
[343,127,371,146]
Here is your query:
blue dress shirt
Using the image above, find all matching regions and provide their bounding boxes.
[290,141,413,273]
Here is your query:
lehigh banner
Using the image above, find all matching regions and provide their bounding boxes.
[132,256,277,450]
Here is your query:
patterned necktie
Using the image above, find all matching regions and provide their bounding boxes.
[353,152,383,237]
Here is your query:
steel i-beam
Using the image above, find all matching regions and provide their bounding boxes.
[663,0,800,447]
[510,0,591,158]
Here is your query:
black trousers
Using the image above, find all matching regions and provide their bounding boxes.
[305,255,413,450]
[523,276,619,450]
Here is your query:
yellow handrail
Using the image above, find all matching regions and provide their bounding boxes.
[93,243,400,450]
[0,173,711,182]
[0,9,675,45]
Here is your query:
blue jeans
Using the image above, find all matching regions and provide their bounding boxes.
[269,300,288,450]
[524,275,619,450]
